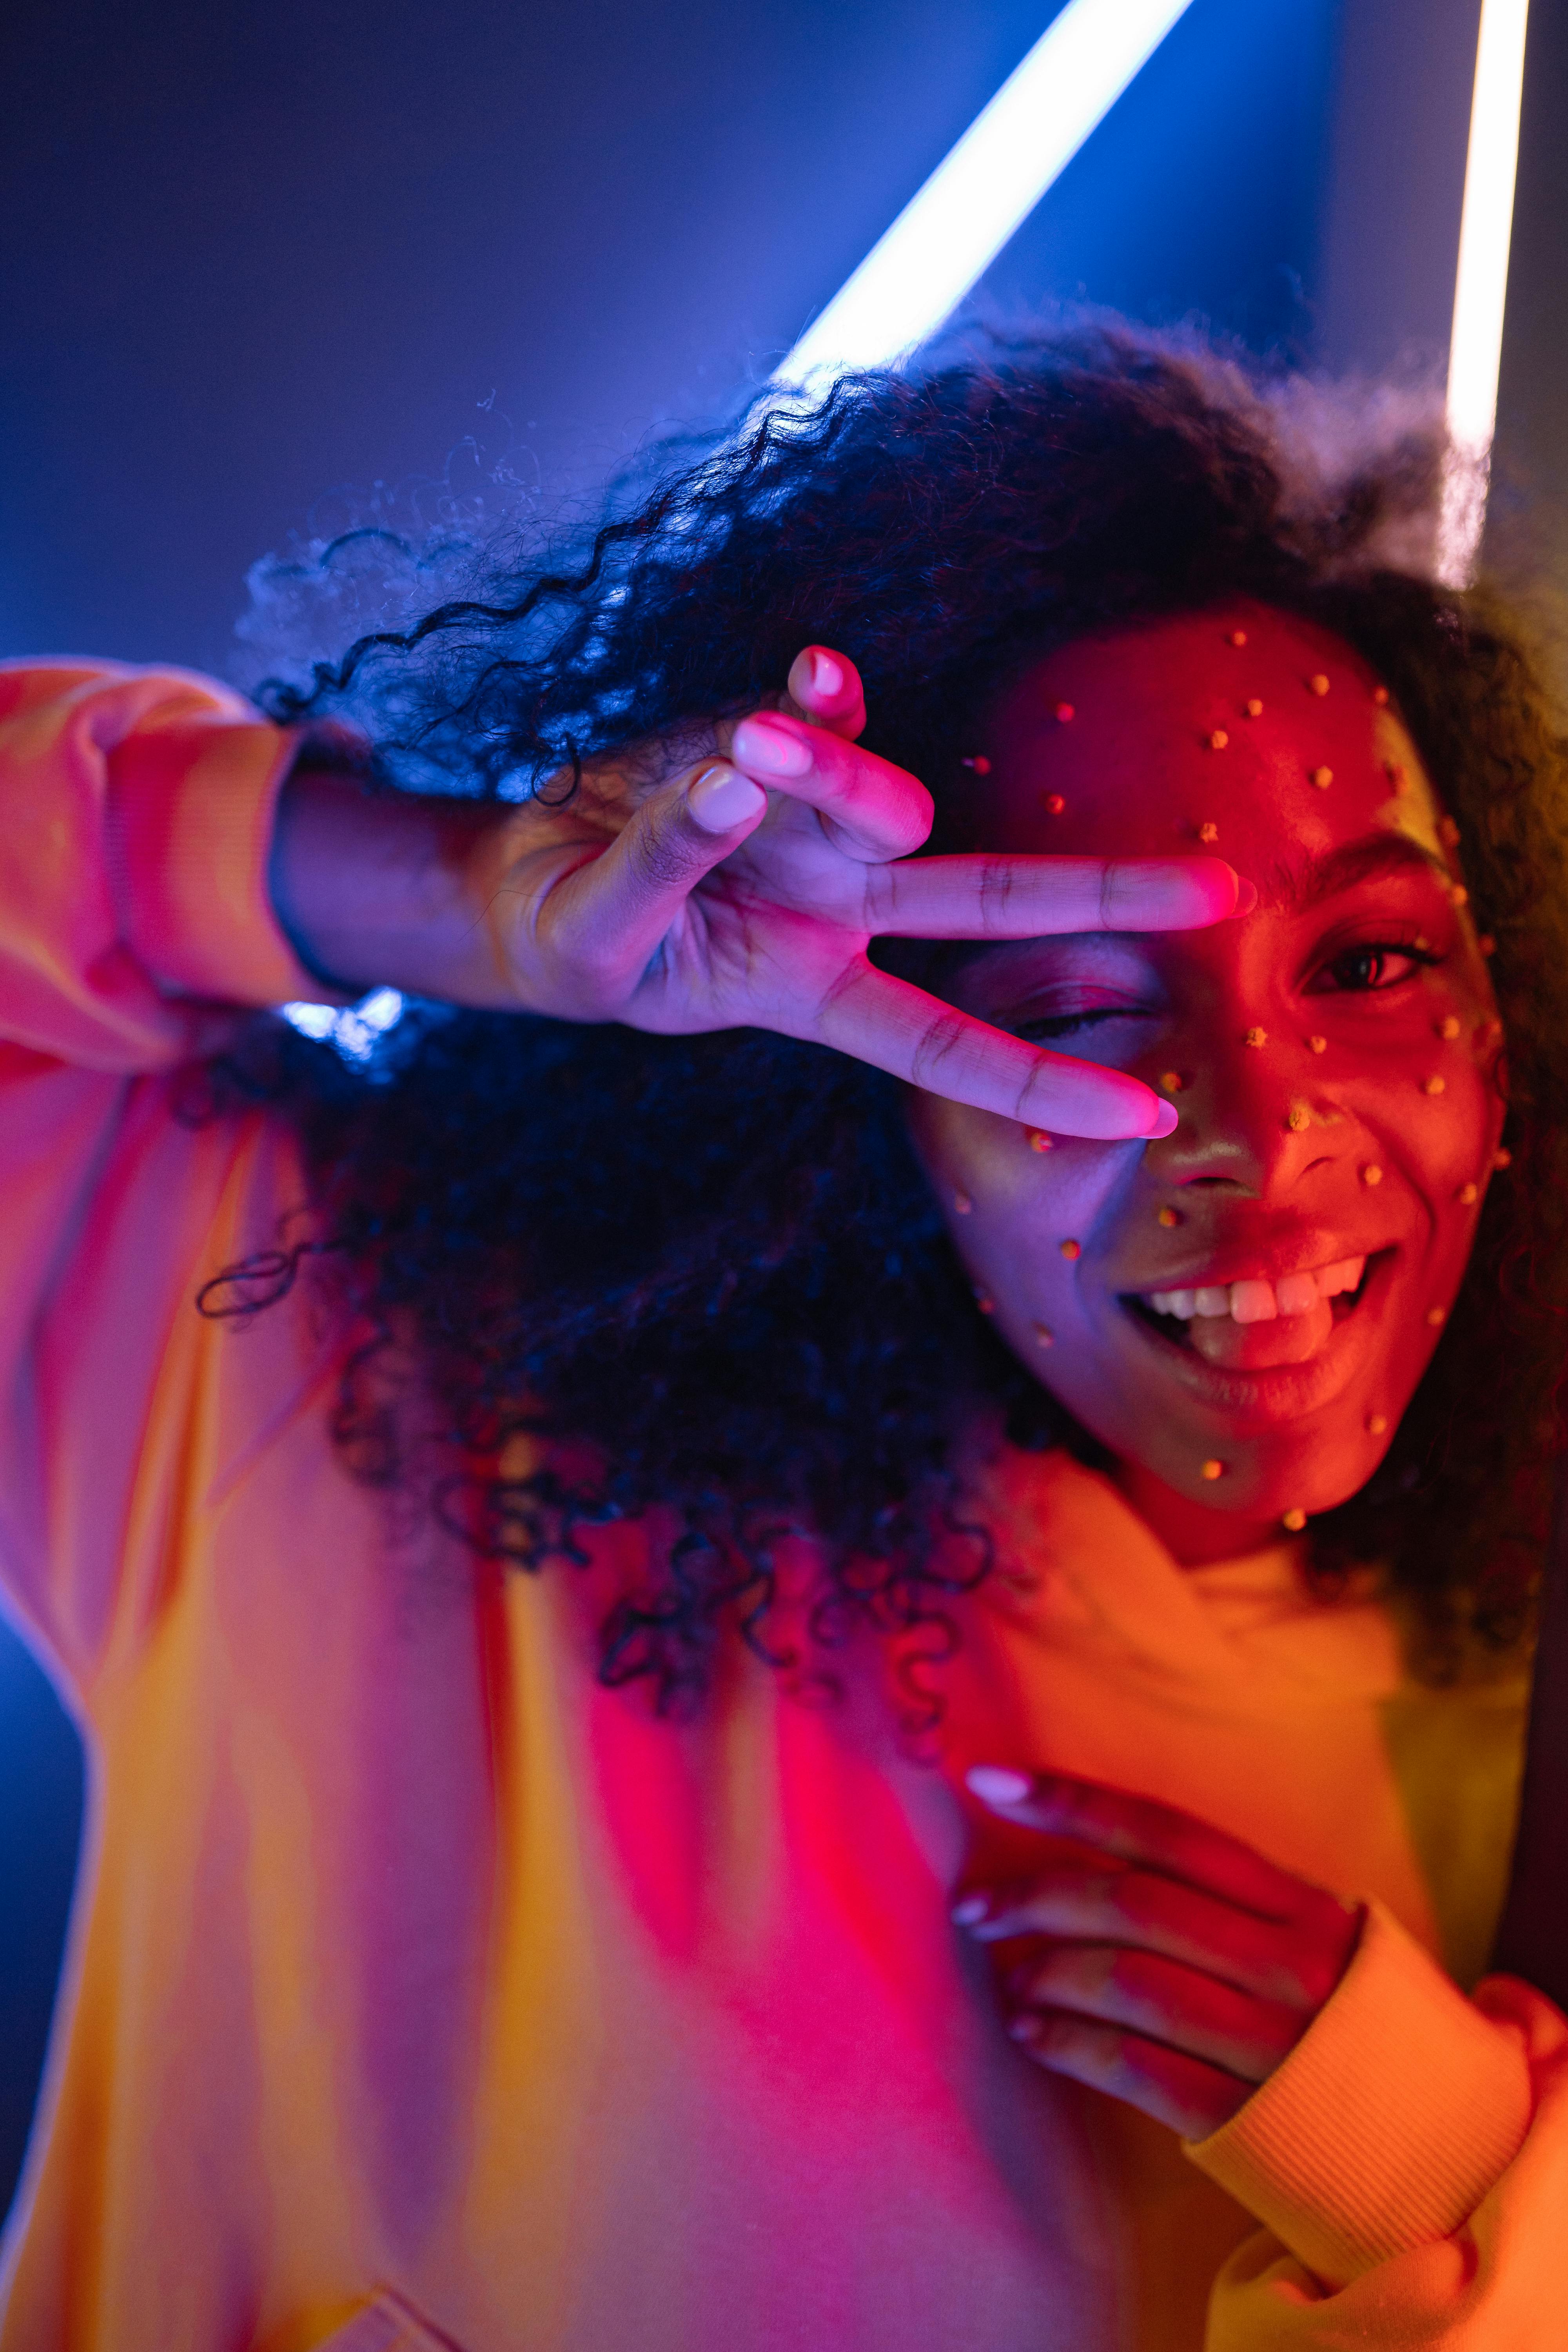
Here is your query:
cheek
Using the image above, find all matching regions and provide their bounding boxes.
[906,1097,1132,1322]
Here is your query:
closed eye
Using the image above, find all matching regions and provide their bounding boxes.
[1014,1007,1160,1042]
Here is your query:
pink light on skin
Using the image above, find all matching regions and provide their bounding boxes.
[904,602,1504,1564]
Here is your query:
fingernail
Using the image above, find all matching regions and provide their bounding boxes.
[687,762,766,834]
[809,650,843,698]
[1147,1099,1180,1139]
[734,713,813,775]
[1232,877,1258,915]
[951,1893,989,1926]
[966,1764,1032,1806]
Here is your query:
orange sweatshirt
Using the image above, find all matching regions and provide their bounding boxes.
[0,658,1562,2352]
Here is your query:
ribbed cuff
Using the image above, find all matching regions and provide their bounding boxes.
[1183,1899,1532,2288]
[107,715,322,1007]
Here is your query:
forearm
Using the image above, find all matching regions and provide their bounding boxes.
[269,765,530,1007]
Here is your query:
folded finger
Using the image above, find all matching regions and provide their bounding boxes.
[866,853,1247,938]
[1015,1942,1303,2083]
[786,644,867,740]
[962,1864,1319,2007]
[964,1765,1325,1922]
[1011,2010,1251,2139]
[809,964,1175,1140]
[730,710,932,860]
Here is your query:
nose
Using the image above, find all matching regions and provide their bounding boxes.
[1145,1026,1350,1197]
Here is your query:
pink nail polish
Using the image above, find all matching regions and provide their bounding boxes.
[735,713,812,775]
[1148,1099,1179,1139]
[810,651,843,698]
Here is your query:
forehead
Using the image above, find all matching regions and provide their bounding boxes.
[976,600,1444,874]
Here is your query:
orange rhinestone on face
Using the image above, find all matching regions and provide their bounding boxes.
[1228,629,1248,647]
[1158,1205,1180,1228]
[1244,697,1264,718]
[1367,1412,1389,1436]
[1245,1027,1268,1048]
[1207,729,1230,751]
[1160,1071,1184,1094]
[1423,1075,1446,1096]
[1054,701,1075,724]
[1060,1238,1082,1261]
[1362,1164,1383,1186]
[1373,685,1390,707]
[1025,1128,1053,1153]
[1450,883,1469,907]
[1198,820,1219,843]
[1308,1035,1327,1054]
[1310,766,1334,788]
[1045,793,1065,815]
[1438,1014,1461,1039]
[1282,1507,1307,1532]
[1286,1105,1311,1133]
[1427,1306,1446,1327]
[1308,673,1330,697]
[1201,1459,1226,1481]
[1494,1147,1512,1169]
[1458,1181,1479,1205]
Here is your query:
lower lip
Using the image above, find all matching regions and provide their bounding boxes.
[1114,1252,1396,1431]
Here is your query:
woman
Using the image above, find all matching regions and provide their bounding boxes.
[0,322,1564,2349]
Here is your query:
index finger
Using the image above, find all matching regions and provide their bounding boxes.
[867,853,1250,938]
[965,1767,1326,1925]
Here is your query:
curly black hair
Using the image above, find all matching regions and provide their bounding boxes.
[207,318,1568,1707]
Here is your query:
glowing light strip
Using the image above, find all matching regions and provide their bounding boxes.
[1438,0,1531,585]
[779,0,1198,381]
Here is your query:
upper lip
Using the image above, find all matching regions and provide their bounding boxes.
[1115,1238,1392,1294]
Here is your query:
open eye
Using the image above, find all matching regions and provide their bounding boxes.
[1307,941,1440,996]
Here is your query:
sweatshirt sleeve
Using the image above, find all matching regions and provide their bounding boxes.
[0,661,324,1688]
[1185,1907,1568,2347]
[0,658,318,1067]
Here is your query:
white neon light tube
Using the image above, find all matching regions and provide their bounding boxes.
[779,0,1198,382]
[1438,0,1531,586]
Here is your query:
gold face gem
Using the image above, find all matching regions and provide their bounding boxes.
[1282,1508,1307,1532]
[1157,1205,1180,1227]
[1054,701,1075,723]
[1362,1164,1384,1186]
[1308,673,1331,696]
[1367,1413,1389,1435]
[1438,1014,1461,1039]
[1245,1027,1268,1048]
[1045,793,1065,815]
[1198,820,1220,842]
[1310,766,1334,789]
[1160,1071,1184,1094]
[1373,685,1390,706]
[1245,697,1264,717]
[1308,1034,1327,1054]
[1287,1105,1312,1132]
[1458,1182,1479,1205]
[1423,1075,1446,1096]
[1207,730,1230,751]
[1025,1128,1054,1152]
[1201,1458,1226,1481]
[1060,1238,1082,1261]
[1229,629,1248,646]
[1494,1147,1512,1169]
[1426,1306,1446,1327]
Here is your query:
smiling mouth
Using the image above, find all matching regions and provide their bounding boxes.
[1123,1250,1385,1348]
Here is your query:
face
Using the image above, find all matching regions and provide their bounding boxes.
[907,603,1505,1558]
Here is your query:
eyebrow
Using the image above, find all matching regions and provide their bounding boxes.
[1263,833,1451,912]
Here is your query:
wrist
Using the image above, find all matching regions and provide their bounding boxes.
[269,763,522,1005]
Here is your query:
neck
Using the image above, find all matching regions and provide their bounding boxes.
[1112,1458,1285,1568]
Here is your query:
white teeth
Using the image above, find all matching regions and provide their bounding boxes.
[1144,1255,1368,1325]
